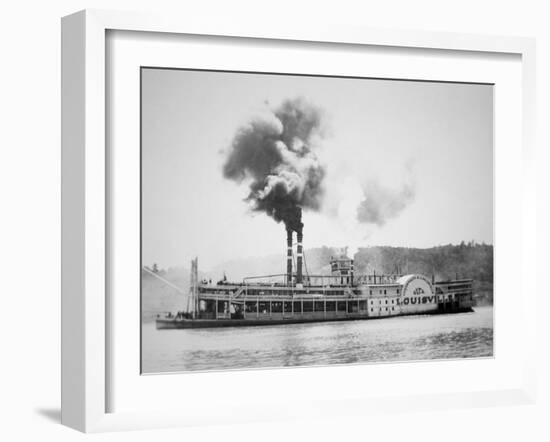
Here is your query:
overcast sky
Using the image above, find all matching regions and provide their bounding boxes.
[141,68,493,271]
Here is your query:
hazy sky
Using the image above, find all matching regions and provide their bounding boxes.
[141,68,493,270]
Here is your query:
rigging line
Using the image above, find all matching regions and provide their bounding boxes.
[141,266,187,295]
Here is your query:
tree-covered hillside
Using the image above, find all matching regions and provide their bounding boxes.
[353,243,493,282]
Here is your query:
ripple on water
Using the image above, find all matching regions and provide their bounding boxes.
[142,306,494,373]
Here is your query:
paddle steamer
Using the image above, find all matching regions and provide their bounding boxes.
[154,229,474,329]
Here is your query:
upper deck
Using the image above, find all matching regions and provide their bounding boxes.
[198,274,472,299]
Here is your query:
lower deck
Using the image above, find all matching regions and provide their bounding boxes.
[156,306,474,329]
[196,291,473,320]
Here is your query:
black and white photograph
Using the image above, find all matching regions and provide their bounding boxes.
[140,68,494,374]
[4,0,549,439]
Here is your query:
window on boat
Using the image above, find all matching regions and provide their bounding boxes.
[284,302,292,313]
[258,301,270,314]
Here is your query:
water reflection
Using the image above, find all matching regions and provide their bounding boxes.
[142,306,493,373]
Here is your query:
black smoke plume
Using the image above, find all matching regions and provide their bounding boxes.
[223,98,326,232]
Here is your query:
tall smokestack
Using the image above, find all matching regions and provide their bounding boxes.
[286,228,293,285]
[296,228,303,284]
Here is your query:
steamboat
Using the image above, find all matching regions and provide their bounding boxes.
[154,225,474,329]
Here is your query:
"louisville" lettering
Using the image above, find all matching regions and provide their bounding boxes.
[397,296,436,305]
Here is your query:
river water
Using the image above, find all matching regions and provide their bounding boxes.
[141,306,493,374]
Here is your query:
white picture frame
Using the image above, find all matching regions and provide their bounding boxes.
[61,9,537,433]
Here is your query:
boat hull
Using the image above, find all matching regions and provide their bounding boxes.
[155,308,474,329]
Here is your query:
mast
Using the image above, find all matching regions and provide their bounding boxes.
[190,257,199,319]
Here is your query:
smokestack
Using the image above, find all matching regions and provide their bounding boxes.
[350,259,354,285]
[296,228,303,284]
[286,228,293,285]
